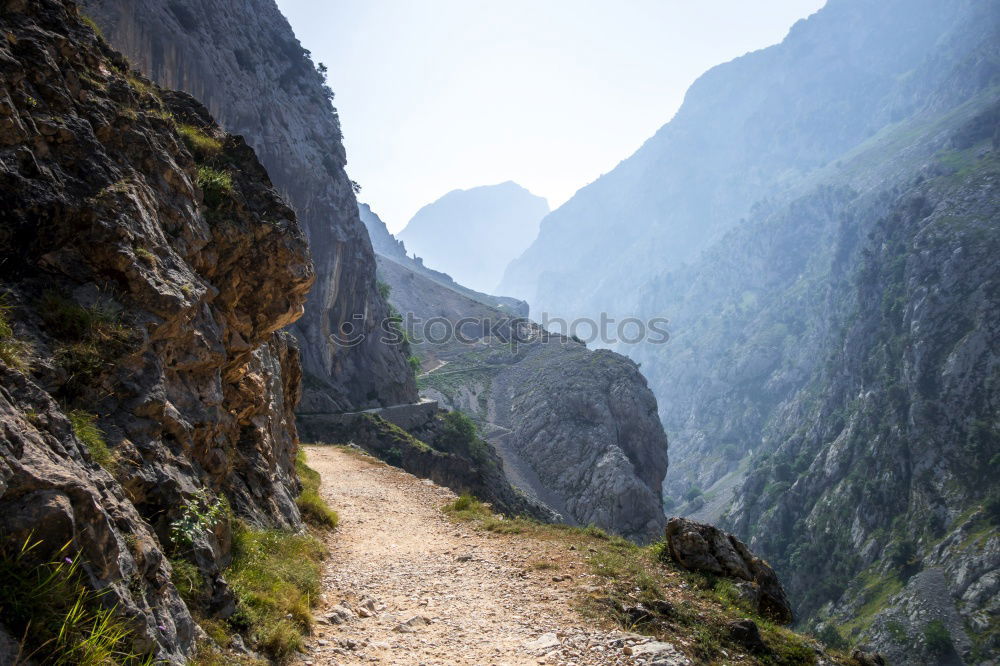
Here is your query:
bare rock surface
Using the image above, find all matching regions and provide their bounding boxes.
[665,518,793,625]
[82,0,418,412]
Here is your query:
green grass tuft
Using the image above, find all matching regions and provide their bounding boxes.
[408,354,422,375]
[178,124,223,160]
[196,166,234,210]
[923,619,953,654]
[583,524,612,540]
[134,246,156,264]
[295,450,339,528]
[443,492,492,520]
[0,297,31,371]
[69,410,116,471]
[227,523,326,662]
[39,290,134,400]
[0,537,154,665]
[79,13,104,39]
[170,557,207,608]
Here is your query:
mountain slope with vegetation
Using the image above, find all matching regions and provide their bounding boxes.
[374,250,669,542]
[497,0,998,662]
[500,0,995,323]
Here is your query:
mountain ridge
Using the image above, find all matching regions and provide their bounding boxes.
[399,181,549,294]
[495,0,999,661]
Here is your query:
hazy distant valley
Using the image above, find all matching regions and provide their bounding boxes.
[0,0,995,664]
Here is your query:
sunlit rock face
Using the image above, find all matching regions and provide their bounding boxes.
[0,1,316,659]
[82,0,418,412]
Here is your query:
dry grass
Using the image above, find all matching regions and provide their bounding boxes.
[0,297,31,371]
[440,496,851,665]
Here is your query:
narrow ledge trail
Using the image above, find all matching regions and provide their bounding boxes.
[298,445,665,666]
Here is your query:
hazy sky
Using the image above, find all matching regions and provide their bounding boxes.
[275,1,825,232]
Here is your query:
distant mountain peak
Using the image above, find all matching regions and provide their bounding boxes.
[396,182,549,294]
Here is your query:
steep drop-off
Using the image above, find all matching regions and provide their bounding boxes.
[376,254,668,542]
[496,0,999,661]
[632,96,999,662]
[0,1,313,660]
[82,0,417,413]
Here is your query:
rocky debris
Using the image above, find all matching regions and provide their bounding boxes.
[392,615,431,633]
[82,0,417,413]
[0,1,313,661]
[324,605,356,625]
[624,640,690,664]
[664,518,793,624]
[525,632,561,653]
[356,596,378,618]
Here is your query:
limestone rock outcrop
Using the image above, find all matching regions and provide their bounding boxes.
[82,0,418,413]
[0,1,313,659]
[664,518,793,625]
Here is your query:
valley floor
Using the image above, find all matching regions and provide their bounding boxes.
[298,445,663,666]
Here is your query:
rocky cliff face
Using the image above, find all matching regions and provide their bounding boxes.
[622,10,1000,660]
[500,0,995,323]
[376,255,668,542]
[632,96,1000,660]
[0,0,313,660]
[399,181,549,294]
[718,134,1000,662]
[81,0,417,413]
[494,0,998,660]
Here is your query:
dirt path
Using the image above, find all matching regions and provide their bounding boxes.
[418,359,448,377]
[299,446,651,666]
